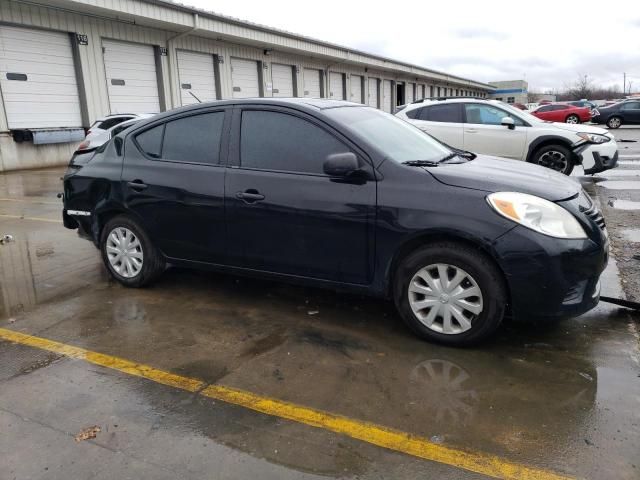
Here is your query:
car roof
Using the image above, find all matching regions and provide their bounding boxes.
[400,97,502,111]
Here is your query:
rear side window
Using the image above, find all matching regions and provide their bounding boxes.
[405,108,421,119]
[536,105,552,112]
[420,104,462,123]
[240,110,350,174]
[136,124,164,158]
[101,117,132,130]
[162,113,225,164]
[135,112,225,164]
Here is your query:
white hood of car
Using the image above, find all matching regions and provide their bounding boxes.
[546,122,609,135]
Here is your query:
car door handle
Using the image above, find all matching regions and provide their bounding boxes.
[236,190,265,203]
[465,129,478,133]
[127,180,148,191]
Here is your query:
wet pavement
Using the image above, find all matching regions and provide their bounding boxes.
[0,159,639,479]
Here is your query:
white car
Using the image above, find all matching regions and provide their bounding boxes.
[396,98,618,175]
[79,113,154,151]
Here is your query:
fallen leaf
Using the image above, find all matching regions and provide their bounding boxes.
[75,425,101,442]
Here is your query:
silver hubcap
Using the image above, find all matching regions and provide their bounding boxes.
[566,116,578,124]
[538,150,568,173]
[408,264,483,335]
[106,227,143,278]
[609,118,620,128]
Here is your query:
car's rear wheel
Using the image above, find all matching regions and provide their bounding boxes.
[606,116,622,129]
[531,144,574,175]
[565,114,580,124]
[394,243,507,346]
[100,215,165,287]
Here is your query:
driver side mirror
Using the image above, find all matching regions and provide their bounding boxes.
[323,152,359,177]
[501,117,516,130]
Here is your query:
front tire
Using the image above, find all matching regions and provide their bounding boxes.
[100,215,165,287]
[565,114,580,124]
[606,116,622,129]
[530,144,574,175]
[394,243,507,346]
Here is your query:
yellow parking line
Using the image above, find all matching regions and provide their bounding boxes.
[0,327,574,480]
[0,214,61,223]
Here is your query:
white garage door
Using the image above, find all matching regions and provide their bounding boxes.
[329,72,344,100]
[367,78,378,108]
[231,58,260,98]
[382,80,392,113]
[103,39,160,114]
[271,63,294,97]
[303,68,322,97]
[177,50,217,106]
[0,25,82,129]
[406,83,415,103]
[350,75,363,103]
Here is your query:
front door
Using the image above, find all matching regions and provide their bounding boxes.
[121,109,229,263]
[621,101,640,123]
[225,107,376,284]
[462,103,528,159]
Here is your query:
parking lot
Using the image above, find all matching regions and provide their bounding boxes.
[0,129,638,480]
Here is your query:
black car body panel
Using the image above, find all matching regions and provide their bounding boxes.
[63,99,608,323]
[592,100,640,126]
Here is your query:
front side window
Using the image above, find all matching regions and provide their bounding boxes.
[240,110,350,174]
[536,105,552,113]
[464,104,525,126]
[421,104,463,123]
[325,106,451,164]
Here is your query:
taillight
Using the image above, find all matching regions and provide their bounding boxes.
[78,140,90,150]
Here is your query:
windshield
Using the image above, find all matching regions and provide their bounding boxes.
[325,106,451,163]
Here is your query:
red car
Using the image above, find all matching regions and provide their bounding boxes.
[530,103,592,124]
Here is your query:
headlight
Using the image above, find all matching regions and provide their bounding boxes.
[577,132,610,144]
[487,192,587,239]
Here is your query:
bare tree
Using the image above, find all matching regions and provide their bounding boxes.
[566,74,593,99]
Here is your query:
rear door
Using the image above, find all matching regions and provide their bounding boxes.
[121,108,230,263]
[408,103,464,148]
[462,103,528,159]
[225,106,376,284]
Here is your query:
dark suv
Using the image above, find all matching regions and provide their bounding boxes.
[63,99,608,346]
[591,99,640,128]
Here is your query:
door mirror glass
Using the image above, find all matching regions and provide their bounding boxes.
[323,152,358,177]
[501,117,515,129]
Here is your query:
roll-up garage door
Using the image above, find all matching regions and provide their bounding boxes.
[0,25,82,129]
[367,78,378,108]
[350,75,363,103]
[329,72,344,100]
[103,39,160,114]
[231,58,260,98]
[303,68,322,97]
[271,63,294,97]
[406,83,415,103]
[177,50,217,106]
[382,80,392,113]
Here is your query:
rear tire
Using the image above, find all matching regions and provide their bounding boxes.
[606,116,622,129]
[565,114,580,124]
[394,242,507,346]
[530,144,574,175]
[100,215,165,287]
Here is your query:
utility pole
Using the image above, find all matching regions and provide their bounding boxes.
[624,72,626,94]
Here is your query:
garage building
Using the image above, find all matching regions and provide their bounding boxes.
[0,0,494,171]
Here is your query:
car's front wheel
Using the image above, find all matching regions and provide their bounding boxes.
[565,114,580,124]
[100,215,165,287]
[530,144,574,175]
[606,116,622,129]
[394,243,507,346]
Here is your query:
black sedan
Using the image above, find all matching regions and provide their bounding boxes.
[592,99,640,128]
[62,99,608,346]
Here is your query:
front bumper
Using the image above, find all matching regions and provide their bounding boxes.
[574,139,618,174]
[493,225,608,322]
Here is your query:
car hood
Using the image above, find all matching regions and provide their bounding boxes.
[428,155,581,201]
[548,122,609,135]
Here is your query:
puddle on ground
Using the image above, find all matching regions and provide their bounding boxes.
[598,180,640,190]
[608,199,640,210]
[621,229,640,242]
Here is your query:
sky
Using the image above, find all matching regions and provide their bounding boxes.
[183,0,640,93]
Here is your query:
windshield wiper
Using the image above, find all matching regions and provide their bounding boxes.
[402,160,440,167]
